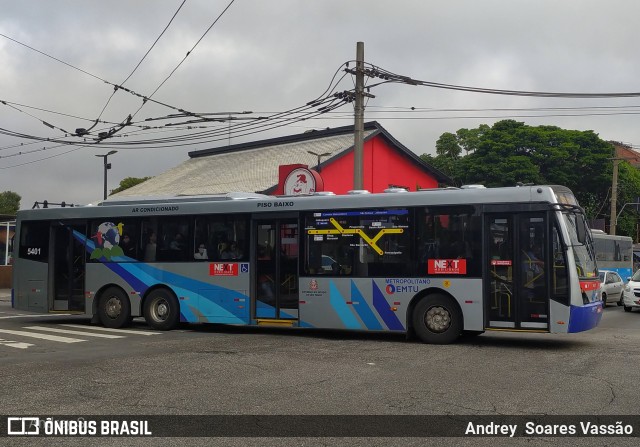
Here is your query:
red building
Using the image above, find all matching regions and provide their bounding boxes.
[114,121,451,198]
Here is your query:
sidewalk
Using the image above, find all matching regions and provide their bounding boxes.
[0,288,11,301]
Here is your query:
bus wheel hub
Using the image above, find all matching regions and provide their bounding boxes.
[426,306,451,333]
[155,302,168,319]
[106,297,122,318]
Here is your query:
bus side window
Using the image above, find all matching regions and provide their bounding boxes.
[19,221,49,263]
[157,217,190,262]
[419,207,480,276]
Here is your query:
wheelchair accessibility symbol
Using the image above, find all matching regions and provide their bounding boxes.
[240,263,249,274]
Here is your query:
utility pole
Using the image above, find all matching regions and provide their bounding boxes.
[610,158,620,235]
[353,41,365,190]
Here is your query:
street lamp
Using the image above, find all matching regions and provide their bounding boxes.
[307,150,332,172]
[95,150,118,200]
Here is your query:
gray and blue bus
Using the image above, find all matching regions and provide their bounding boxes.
[11,185,602,344]
[591,230,633,281]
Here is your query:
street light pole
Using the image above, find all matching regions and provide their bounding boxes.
[307,150,332,172]
[95,150,118,200]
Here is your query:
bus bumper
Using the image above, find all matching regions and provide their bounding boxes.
[567,301,603,333]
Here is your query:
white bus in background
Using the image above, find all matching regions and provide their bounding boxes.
[591,230,633,280]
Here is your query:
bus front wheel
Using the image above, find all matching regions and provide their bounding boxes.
[144,289,179,331]
[97,287,131,329]
[412,294,462,344]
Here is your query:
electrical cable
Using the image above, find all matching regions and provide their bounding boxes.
[95,0,187,122]
[359,62,640,98]
[0,65,353,162]
[129,0,236,120]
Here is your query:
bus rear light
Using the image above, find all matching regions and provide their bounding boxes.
[393,301,401,305]
[464,300,473,304]
[390,307,398,312]
[556,321,566,325]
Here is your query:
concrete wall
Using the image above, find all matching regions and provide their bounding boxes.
[0,266,12,288]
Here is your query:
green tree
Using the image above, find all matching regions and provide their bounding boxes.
[422,120,621,220]
[435,132,461,159]
[456,124,489,155]
[614,163,640,237]
[0,191,21,214]
[420,153,458,180]
[448,120,613,215]
[110,177,151,195]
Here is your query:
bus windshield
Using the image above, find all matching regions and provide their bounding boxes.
[563,211,597,279]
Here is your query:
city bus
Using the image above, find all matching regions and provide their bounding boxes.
[11,185,602,344]
[591,230,633,281]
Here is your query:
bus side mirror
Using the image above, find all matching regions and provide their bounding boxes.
[576,217,587,244]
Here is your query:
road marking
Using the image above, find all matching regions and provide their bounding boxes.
[0,328,85,343]
[22,326,125,339]
[61,324,162,336]
[0,314,73,319]
[0,338,34,349]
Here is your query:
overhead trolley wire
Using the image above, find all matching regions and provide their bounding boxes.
[95,0,187,122]
[0,61,353,162]
[129,0,236,120]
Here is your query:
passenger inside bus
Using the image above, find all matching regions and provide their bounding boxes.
[227,241,243,259]
[170,233,185,251]
[144,232,157,262]
[120,234,136,258]
[194,243,208,260]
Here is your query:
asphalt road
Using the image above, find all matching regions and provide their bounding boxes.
[0,297,639,447]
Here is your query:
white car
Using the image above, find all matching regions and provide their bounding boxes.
[622,270,640,312]
[598,270,624,307]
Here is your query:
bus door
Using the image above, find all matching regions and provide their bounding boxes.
[254,218,299,322]
[51,222,86,311]
[485,213,549,331]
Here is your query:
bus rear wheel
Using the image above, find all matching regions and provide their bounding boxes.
[144,289,179,331]
[97,287,131,329]
[413,294,462,344]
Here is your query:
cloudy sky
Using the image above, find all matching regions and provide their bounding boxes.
[2,0,640,209]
